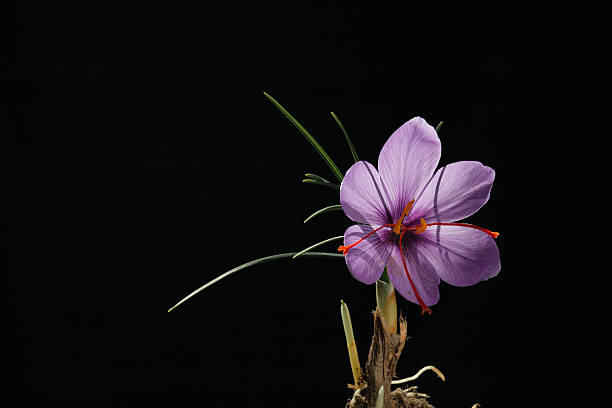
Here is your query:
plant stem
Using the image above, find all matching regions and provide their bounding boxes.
[376,279,397,334]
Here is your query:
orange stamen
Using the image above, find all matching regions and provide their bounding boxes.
[399,228,432,315]
[412,217,428,234]
[393,199,415,235]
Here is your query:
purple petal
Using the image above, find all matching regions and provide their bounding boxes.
[378,117,441,221]
[386,242,441,307]
[343,224,394,285]
[340,161,393,226]
[411,225,500,287]
[409,161,495,224]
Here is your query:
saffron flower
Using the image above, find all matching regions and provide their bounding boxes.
[338,117,500,314]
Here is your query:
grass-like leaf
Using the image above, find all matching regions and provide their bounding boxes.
[331,111,359,163]
[302,178,340,192]
[292,236,344,258]
[341,300,365,388]
[435,121,443,133]
[304,172,331,184]
[264,92,344,182]
[167,252,344,312]
[303,204,343,223]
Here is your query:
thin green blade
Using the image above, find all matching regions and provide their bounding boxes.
[292,236,344,259]
[302,178,340,192]
[435,121,443,133]
[168,252,344,312]
[304,204,343,223]
[304,172,331,184]
[331,111,359,163]
[264,92,344,182]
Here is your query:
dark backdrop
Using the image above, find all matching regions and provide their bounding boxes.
[8,2,605,407]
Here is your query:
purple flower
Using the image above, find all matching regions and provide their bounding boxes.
[338,117,500,314]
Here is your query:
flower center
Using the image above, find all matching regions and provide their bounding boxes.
[393,199,415,235]
[338,200,500,314]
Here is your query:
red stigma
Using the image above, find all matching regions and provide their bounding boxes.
[338,223,395,255]
[426,222,499,238]
[398,228,432,315]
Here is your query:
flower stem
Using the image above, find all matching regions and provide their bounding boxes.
[376,277,397,334]
[340,300,364,388]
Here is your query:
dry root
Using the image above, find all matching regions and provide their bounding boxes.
[345,309,435,408]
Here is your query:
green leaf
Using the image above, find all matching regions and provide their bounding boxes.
[292,236,344,259]
[435,121,443,133]
[380,267,390,284]
[167,252,344,312]
[304,173,331,184]
[302,179,340,192]
[331,111,359,163]
[341,299,364,387]
[263,92,344,182]
[303,204,343,223]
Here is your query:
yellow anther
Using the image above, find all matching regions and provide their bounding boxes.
[413,218,427,234]
[393,199,415,235]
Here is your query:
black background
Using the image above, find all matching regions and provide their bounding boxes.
[6,2,607,408]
